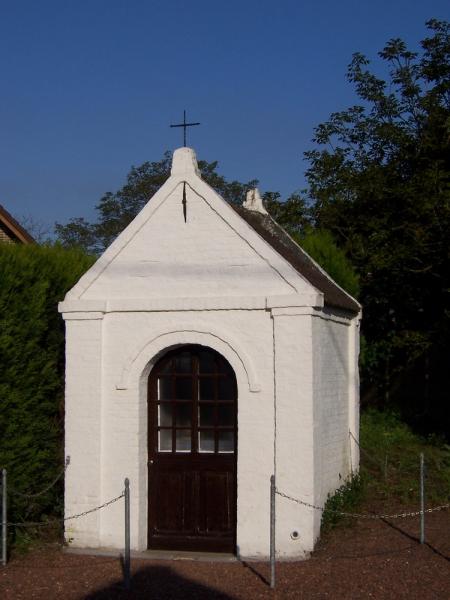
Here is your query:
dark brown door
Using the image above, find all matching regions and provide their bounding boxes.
[148,345,237,552]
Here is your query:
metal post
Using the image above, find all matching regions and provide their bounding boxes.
[124,478,130,589]
[270,474,275,589]
[420,453,425,544]
[2,469,6,566]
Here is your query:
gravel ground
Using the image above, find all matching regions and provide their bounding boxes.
[1,510,449,599]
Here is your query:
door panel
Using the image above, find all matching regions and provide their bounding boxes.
[148,345,237,552]
[151,470,195,534]
[201,471,232,533]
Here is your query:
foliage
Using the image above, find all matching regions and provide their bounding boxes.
[291,228,360,298]
[262,192,360,297]
[264,191,310,236]
[304,19,450,432]
[198,159,259,205]
[322,409,450,532]
[0,243,94,528]
[359,409,450,506]
[55,153,259,254]
[321,474,365,532]
[16,215,52,244]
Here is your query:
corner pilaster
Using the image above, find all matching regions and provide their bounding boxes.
[271,307,318,556]
[64,316,103,547]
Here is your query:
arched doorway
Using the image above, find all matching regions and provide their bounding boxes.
[148,345,237,552]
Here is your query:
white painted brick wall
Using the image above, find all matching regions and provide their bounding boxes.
[64,317,103,547]
[272,311,318,557]
[312,316,353,509]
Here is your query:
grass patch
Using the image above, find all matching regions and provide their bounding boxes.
[8,521,62,558]
[321,409,450,532]
[322,474,365,532]
[360,409,450,507]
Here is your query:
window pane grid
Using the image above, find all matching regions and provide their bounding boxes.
[153,348,236,455]
[197,426,234,430]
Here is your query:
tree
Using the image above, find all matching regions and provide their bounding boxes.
[292,228,359,298]
[261,193,358,296]
[304,19,450,434]
[264,191,311,235]
[55,153,259,254]
[17,215,52,244]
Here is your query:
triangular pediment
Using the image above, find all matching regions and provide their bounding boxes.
[65,148,314,302]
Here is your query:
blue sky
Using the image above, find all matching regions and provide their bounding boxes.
[1,1,449,234]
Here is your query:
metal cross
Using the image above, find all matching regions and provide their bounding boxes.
[170,110,200,147]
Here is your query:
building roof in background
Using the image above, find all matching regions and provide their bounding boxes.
[0,204,35,244]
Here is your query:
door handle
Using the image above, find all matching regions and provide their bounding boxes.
[148,460,154,465]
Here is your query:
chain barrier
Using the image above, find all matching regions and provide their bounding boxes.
[7,492,124,528]
[8,457,70,499]
[275,489,450,519]
[3,480,131,588]
[63,492,125,521]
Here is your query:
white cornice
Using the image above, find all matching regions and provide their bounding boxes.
[59,293,324,315]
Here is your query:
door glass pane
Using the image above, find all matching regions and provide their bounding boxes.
[175,403,192,427]
[198,430,215,453]
[218,404,233,426]
[158,378,172,400]
[218,377,234,400]
[174,352,191,373]
[218,431,234,453]
[158,429,172,452]
[158,403,172,427]
[217,359,231,375]
[176,430,191,452]
[175,377,192,400]
[159,359,172,374]
[199,351,216,374]
[199,378,215,401]
[199,404,215,427]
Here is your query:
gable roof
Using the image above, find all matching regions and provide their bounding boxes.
[0,204,35,244]
[62,147,360,315]
[231,205,360,314]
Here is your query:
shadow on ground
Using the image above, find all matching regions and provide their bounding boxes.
[381,518,450,562]
[83,564,236,600]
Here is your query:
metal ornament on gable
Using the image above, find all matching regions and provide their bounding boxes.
[170,111,200,223]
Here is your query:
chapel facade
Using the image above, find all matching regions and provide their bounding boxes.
[59,147,361,558]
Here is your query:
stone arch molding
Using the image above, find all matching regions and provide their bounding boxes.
[116,329,261,393]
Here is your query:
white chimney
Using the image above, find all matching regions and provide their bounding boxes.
[243,188,268,215]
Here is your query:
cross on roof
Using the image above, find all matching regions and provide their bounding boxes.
[170,110,200,147]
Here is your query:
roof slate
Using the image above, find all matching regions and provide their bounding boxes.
[231,204,360,314]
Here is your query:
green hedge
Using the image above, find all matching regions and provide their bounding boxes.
[0,243,94,525]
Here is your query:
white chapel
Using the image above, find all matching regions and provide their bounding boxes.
[59,147,361,559]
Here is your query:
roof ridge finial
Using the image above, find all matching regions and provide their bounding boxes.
[171,147,200,177]
[243,188,268,215]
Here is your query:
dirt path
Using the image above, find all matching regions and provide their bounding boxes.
[1,511,449,599]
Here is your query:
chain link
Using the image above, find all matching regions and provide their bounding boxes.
[275,489,450,519]
[8,457,70,499]
[8,492,124,528]
[63,492,125,521]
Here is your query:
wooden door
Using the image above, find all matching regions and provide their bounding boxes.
[148,345,237,552]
